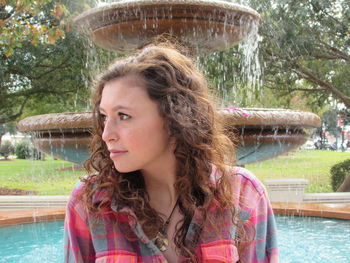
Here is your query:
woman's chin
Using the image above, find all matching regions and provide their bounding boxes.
[113,163,137,173]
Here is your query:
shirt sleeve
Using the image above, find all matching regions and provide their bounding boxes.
[233,167,279,263]
[243,190,279,263]
[64,185,96,263]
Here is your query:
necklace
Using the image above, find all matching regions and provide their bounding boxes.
[152,199,179,252]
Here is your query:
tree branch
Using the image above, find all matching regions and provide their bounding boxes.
[317,40,350,62]
[268,87,327,92]
[3,87,78,99]
[264,47,350,108]
[6,56,71,81]
[312,53,347,61]
[294,64,350,108]
[32,56,71,80]
[0,97,29,124]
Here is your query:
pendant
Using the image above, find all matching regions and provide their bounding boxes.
[152,232,169,252]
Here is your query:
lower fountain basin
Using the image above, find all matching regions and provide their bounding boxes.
[17,108,321,165]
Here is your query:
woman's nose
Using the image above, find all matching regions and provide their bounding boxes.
[102,119,119,143]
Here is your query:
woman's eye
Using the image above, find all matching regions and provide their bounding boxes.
[99,114,107,123]
[119,112,131,120]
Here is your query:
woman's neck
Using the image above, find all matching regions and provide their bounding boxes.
[142,165,178,215]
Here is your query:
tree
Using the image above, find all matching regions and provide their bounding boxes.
[0,0,115,124]
[0,122,16,147]
[198,35,320,111]
[249,0,350,109]
[0,0,68,57]
[200,0,349,111]
[1,0,74,124]
[0,140,14,159]
[0,31,91,124]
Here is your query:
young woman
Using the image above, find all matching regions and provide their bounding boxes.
[64,44,278,263]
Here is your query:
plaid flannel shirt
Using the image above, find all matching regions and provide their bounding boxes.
[64,166,278,262]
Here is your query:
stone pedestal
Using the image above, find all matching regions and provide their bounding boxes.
[264,179,309,203]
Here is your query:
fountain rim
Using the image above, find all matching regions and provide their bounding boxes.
[17,108,321,133]
[73,0,262,54]
[74,0,261,25]
[1,202,349,227]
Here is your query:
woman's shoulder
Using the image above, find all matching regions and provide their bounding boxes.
[211,165,265,194]
[210,165,270,217]
[66,177,100,220]
[67,180,86,207]
[218,166,268,212]
[229,166,266,196]
[71,180,85,194]
[68,175,112,209]
[67,174,95,204]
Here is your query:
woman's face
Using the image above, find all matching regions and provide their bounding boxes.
[99,74,175,173]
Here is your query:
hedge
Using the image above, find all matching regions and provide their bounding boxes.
[330,159,350,191]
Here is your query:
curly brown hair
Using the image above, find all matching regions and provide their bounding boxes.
[82,43,243,261]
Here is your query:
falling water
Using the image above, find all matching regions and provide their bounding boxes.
[238,18,262,94]
[197,17,262,108]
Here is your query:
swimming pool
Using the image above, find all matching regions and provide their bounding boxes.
[0,216,349,262]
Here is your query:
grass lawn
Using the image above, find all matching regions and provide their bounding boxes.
[0,149,349,195]
[246,149,350,193]
[0,157,85,195]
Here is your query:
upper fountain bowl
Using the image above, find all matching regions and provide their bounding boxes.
[74,0,261,54]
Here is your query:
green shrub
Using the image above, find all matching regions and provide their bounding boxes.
[15,141,30,159]
[330,159,350,191]
[0,141,15,159]
[15,140,40,159]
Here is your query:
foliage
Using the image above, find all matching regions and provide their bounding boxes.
[15,140,39,159]
[14,140,30,159]
[330,159,350,191]
[199,0,349,112]
[0,140,14,158]
[338,108,350,126]
[248,0,350,110]
[0,122,16,147]
[0,0,69,58]
[0,122,16,135]
[202,0,350,110]
[0,31,93,124]
[0,0,122,125]
[314,107,350,137]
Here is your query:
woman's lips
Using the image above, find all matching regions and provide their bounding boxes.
[109,150,128,158]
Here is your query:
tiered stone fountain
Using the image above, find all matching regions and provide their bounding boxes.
[18,0,321,165]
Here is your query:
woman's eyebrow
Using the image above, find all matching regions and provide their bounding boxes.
[99,105,132,113]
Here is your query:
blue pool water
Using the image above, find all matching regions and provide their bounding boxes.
[0,216,349,263]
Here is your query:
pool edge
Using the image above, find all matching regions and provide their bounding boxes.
[0,202,349,226]
[271,202,350,220]
[0,208,66,227]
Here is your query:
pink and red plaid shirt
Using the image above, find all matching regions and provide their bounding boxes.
[64,166,278,262]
